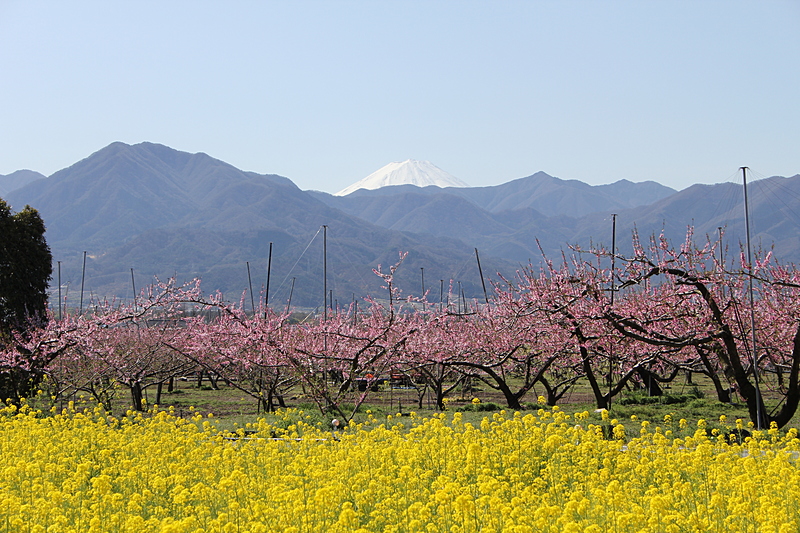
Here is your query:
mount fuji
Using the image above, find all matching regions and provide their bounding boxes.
[335,160,468,196]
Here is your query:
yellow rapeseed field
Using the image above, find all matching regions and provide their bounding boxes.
[1,402,799,533]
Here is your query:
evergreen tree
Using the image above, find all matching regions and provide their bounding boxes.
[0,198,52,401]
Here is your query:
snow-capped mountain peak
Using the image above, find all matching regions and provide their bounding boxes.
[335,160,468,196]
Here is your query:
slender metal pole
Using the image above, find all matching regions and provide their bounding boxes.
[742,166,764,429]
[718,227,725,299]
[79,251,87,315]
[475,248,489,305]
[420,267,426,311]
[246,262,255,315]
[457,281,462,313]
[439,280,444,314]
[609,214,617,405]
[322,225,329,354]
[57,261,62,320]
[610,214,617,306]
[265,242,273,318]
[323,225,327,321]
[131,268,137,309]
[285,277,295,315]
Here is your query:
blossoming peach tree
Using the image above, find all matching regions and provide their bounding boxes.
[5,233,800,429]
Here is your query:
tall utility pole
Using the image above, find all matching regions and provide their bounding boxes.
[742,167,764,430]
[323,225,328,322]
[609,214,617,405]
[718,227,725,299]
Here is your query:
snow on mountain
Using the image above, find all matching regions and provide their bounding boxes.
[335,160,468,196]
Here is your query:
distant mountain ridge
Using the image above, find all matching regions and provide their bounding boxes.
[326,171,676,218]
[0,169,46,196]
[5,143,511,307]
[4,142,799,308]
[7,142,304,248]
[311,170,678,262]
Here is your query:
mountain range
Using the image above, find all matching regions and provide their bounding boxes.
[4,142,800,309]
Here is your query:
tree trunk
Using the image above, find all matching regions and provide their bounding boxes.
[696,346,733,403]
[130,382,144,411]
[538,375,578,406]
[770,324,800,428]
[459,362,523,409]
[583,351,609,409]
[635,368,664,396]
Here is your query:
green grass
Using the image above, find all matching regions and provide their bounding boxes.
[24,370,799,432]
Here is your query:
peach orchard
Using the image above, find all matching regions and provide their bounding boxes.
[3,230,800,430]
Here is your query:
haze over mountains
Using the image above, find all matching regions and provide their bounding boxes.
[4,142,800,309]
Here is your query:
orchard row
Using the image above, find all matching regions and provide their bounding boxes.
[3,231,800,428]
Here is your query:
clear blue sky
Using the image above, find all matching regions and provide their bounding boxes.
[1,1,798,192]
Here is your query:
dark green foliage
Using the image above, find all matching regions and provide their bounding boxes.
[0,198,52,402]
[462,401,502,412]
[618,386,705,406]
[0,198,52,332]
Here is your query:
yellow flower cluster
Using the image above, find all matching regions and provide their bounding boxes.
[1,403,799,532]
